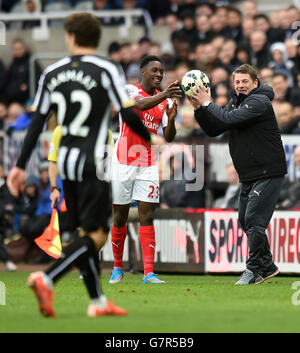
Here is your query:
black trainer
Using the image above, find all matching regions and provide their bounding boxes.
[262,263,279,281]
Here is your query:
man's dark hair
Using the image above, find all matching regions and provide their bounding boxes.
[64,13,101,48]
[233,63,258,82]
[140,55,162,69]
[227,6,242,17]
[138,36,151,45]
[108,41,120,55]
[273,72,288,81]
[254,13,270,23]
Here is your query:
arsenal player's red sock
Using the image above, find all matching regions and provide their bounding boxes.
[111,224,127,269]
[139,225,156,276]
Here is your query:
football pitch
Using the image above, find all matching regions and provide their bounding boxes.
[0,272,300,333]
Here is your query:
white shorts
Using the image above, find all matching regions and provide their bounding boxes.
[111,157,160,204]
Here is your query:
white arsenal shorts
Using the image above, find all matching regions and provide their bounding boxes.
[111,157,160,205]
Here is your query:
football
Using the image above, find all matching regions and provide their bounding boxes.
[181,70,210,96]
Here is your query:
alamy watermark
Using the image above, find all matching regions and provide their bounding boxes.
[0,21,5,45]
[95,143,205,192]
[0,281,5,305]
[291,281,300,306]
[292,21,300,45]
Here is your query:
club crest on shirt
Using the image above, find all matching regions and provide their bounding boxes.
[158,103,165,112]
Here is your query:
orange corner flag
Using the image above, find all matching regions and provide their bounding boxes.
[34,209,62,259]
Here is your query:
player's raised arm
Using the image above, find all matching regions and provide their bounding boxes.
[134,80,182,111]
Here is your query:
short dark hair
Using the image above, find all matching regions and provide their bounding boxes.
[64,13,101,48]
[233,64,258,82]
[273,72,288,81]
[140,55,162,69]
[227,6,242,17]
[108,41,120,55]
[254,14,270,23]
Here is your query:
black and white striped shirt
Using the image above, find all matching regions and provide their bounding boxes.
[17,55,132,181]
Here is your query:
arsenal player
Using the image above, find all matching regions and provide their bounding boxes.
[110,55,182,284]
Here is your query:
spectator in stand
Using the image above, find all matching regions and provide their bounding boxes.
[226,7,243,44]
[15,175,39,238]
[175,105,197,138]
[269,9,281,29]
[210,66,230,97]
[271,73,300,105]
[276,7,300,40]
[214,6,228,36]
[2,39,42,105]
[22,0,42,29]
[178,10,197,45]
[165,13,182,34]
[175,8,198,47]
[113,0,147,26]
[253,14,285,44]
[210,66,230,87]
[195,14,214,44]
[4,102,25,132]
[119,42,133,78]
[214,162,240,209]
[145,0,173,25]
[168,0,183,15]
[284,6,300,40]
[209,13,225,37]
[138,36,152,58]
[175,62,191,83]
[214,95,229,108]
[161,67,178,91]
[107,41,121,64]
[192,43,206,72]
[126,42,143,83]
[241,18,255,50]
[93,0,115,25]
[160,152,205,209]
[174,39,193,66]
[214,82,231,100]
[242,0,258,20]
[236,47,249,65]
[202,42,218,75]
[259,67,274,85]
[210,35,226,54]
[217,39,240,72]
[273,101,294,133]
[277,146,300,209]
[269,42,295,85]
[248,30,271,70]
[285,38,300,86]
[195,2,215,18]
[5,104,32,136]
[148,42,161,57]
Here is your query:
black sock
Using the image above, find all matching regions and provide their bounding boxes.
[45,236,103,298]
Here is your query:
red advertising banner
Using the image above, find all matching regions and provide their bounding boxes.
[205,210,300,274]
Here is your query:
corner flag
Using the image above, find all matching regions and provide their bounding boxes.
[34,209,62,259]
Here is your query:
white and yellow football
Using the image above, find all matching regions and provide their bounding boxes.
[181,70,210,96]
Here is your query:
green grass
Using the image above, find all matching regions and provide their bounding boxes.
[0,272,300,333]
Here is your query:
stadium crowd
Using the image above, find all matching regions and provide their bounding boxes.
[1,0,300,268]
